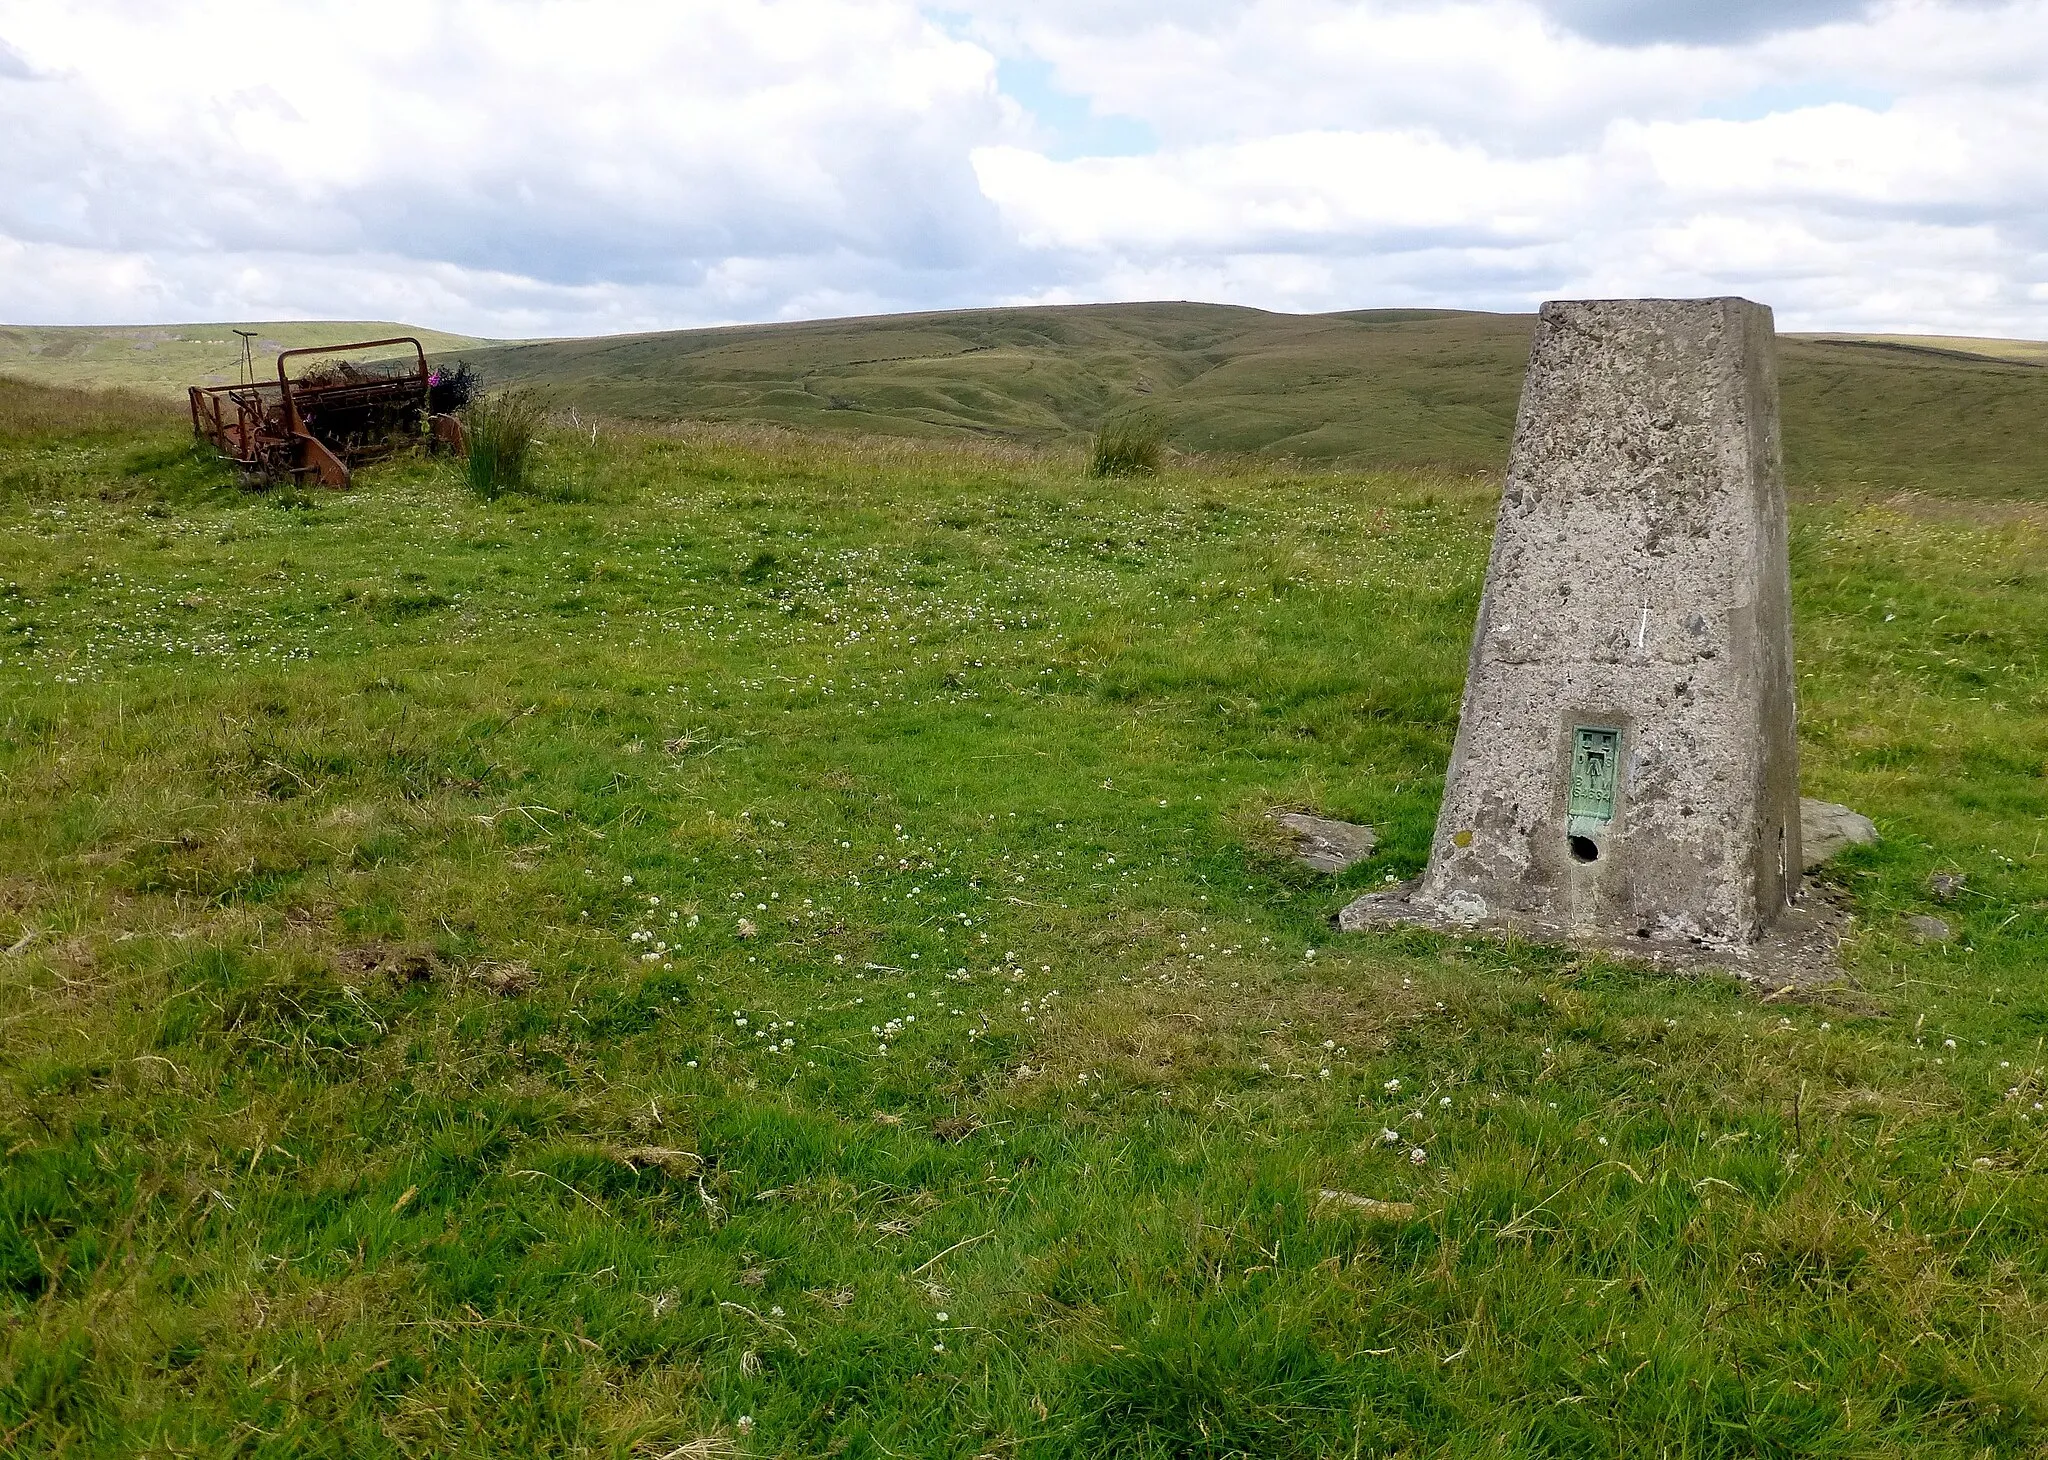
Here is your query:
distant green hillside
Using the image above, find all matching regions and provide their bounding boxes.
[452,303,2048,498]
[458,304,1527,471]
[0,321,493,395]
[8,304,2045,498]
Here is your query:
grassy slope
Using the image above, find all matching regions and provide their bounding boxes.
[0,323,493,396]
[0,376,2044,1456]
[1809,335,2048,366]
[9,304,2047,500]
[455,304,2048,498]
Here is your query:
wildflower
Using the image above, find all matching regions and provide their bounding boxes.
[1381,1128,1400,1145]
[623,875,634,885]
[1439,1096,1452,1108]
[1384,1078,1401,1093]
[936,1312,949,1322]
[737,1417,754,1435]
[1944,1038,1957,1049]
[1409,1147,1428,1166]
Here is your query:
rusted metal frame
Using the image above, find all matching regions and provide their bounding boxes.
[274,337,429,490]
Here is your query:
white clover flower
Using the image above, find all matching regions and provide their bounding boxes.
[1439,1096,1452,1108]
[1381,1128,1400,1145]
[1384,1078,1401,1093]
[1408,1147,1427,1166]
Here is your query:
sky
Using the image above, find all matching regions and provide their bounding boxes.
[1,0,2044,339]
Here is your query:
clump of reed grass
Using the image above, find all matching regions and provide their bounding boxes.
[1089,410,1165,478]
[461,388,548,498]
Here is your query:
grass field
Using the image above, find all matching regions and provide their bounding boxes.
[0,324,493,398]
[1,372,2046,1457]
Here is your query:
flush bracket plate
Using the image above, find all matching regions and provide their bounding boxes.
[1567,725,1621,838]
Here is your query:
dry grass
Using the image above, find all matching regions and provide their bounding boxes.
[0,374,176,441]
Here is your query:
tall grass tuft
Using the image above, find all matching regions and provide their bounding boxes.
[1089,410,1165,478]
[461,388,548,499]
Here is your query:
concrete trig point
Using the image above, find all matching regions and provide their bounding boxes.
[1343,297,1807,954]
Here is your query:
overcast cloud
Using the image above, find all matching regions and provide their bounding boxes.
[0,0,2043,337]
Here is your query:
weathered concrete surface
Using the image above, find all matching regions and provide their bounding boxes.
[1271,811,1376,873]
[1800,798,1878,870]
[1343,298,1803,952]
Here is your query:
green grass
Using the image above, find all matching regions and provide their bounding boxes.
[1,380,2045,1456]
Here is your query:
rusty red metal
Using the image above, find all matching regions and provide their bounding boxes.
[189,335,462,488]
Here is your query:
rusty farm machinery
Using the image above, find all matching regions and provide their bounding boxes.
[188,336,469,488]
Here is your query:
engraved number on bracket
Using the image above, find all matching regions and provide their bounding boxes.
[1569,727,1620,823]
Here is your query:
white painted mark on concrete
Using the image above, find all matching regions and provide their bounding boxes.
[1635,607,1650,650]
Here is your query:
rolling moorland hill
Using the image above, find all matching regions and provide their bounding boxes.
[451,303,2048,498]
[0,321,488,396]
[5,303,2046,498]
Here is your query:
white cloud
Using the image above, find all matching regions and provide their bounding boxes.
[0,0,1011,332]
[955,0,2048,334]
[0,0,2044,337]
